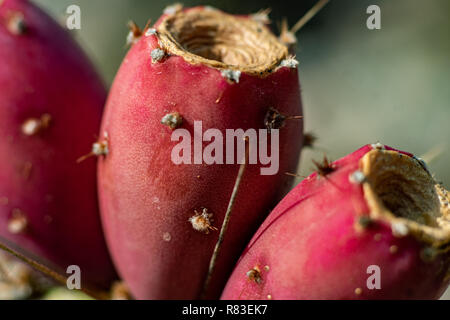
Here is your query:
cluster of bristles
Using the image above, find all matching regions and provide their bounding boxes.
[189,208,218,234]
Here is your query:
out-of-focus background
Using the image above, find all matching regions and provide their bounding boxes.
[16,0,450,299]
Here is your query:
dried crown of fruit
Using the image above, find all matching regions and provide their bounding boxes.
[155,7,289,77]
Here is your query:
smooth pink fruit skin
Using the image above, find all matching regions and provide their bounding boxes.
[0,0,116,288]
[98,9,303,299]
[221,145,450,300]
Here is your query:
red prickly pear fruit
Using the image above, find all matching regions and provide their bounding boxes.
[221,144,450,300]
[98,6,303,299]
[0,0,116,288]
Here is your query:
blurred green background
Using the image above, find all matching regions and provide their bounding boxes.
[32,0,449,299]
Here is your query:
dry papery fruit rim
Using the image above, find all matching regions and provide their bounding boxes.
[157,7,289,76]
[360,149,450,252]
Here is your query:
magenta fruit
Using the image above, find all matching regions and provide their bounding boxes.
[222,144,450,299]
[0,0,116,289]
[98,6,303,299]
